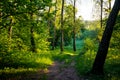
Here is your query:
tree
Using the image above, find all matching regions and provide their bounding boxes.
[8,18,13,51]
[100,0,103,28]
[60,0,64,51]
[30,13,36,52]
[0,0,52,52]
[108,0,111,10]
[52,0,57,50]
[91,0,120,74]
[73,0,76,51]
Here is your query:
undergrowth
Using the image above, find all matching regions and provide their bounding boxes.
[75,48,120,80]
[0,50,53,79]
[1,45,120,80]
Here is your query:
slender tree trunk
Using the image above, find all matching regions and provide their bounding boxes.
[52,23,56,50]
[8,19,12,51]
[47,6,51,35]
[52,0,57,50]
[100,0,103,28]
[60,0,64,51]
[47,6,52,48]
[91,0,120,74]
[8,20,12,41]
[73,0,76,51]
[30,26,36,52]
[30,13,36,52]
[108,0,111,10]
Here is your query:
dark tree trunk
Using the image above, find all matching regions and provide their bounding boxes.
[108,0,111,10]
[8,19,13,51]
[100,0,103,28]
[8,20,12,41]
[30,14,36,52]
[30,26,36,52]
[52,25,56,50]
[73,0,76,51]
[60,0,64,51]
[29,0,36,52]
[91,0,120,75]
[52,0,57,50]
[47,6,51,34]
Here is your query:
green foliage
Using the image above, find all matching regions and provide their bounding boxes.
[110,15,120,49]
[0,68,38,80]
[75,50,96,75]
[1,51,53,69]
[84,38,96,50]
[79,31,99,54]
[51,49,74,62]
[80,29,98,39]
[0,50,53,80]
[0,31,9,53]
[75,47,120,80]
[0,0,52,52]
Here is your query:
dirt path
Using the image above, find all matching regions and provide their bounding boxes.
[4,59,82,80]
[20,61,81,80]
[5,61,84,80]
[47,61,80,80]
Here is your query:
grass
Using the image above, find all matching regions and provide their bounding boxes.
[1,42,120,80]
[51,48,78,63]
[0,68,37,79]
[0,51,53,79]
[0,48,78,80]
[75,48,120,80]
[75,50,96,75]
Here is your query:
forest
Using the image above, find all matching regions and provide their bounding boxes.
[0,0,120,80]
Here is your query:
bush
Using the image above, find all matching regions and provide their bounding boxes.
[1,51,53,69]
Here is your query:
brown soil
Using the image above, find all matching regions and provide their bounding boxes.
[47,61,80,80]
[20,61,81,80]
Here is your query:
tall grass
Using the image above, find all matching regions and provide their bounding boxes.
[75,47,120,80]
[0,50,53,79]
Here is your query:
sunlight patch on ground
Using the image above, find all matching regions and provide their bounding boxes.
[0,68,37,75]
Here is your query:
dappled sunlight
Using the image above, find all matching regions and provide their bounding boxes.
[63,51,78,56]
[36,57,53,66]
[0,68,37,79]
[0,68,37,74]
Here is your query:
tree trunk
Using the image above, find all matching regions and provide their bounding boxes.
[100,0,103,28]
[73,0,76,51]
[52,24,56,50]
[8,19,13,51]
[30,14,36,52]
[108,0,111,10]
[60,0,64,51]
[30,26,36,52]
[91,0,120,74]
[52,0,57,50]
[8,20,12,41]
[47,6,51,34]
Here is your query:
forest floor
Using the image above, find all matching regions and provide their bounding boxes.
[21,61,83,80]
[47,61,80,80]
[17,59,85,80]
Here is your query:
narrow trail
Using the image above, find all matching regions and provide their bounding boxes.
[19,60,81,80]
[19,60,82,80]
[47,61,80,80]
[5,56,84,80]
